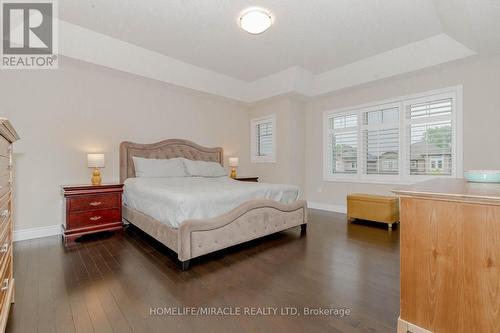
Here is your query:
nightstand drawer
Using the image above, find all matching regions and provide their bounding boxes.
[68,193,121,212]
[67,208,121,229]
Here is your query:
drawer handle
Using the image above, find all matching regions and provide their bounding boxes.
[1,279,8,291]
[0,243,8,253]
[0,210,9,218]
[90,216,102,222]
[89,201,102,207]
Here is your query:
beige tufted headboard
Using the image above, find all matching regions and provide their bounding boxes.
[119,139,223,183]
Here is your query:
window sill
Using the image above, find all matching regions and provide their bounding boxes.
[323,178,413,185]
[322,176,458,186]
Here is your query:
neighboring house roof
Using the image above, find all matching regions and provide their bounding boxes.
[334,145,356,159]
[335,142,450,162]
[410,142,451,158]
[377,151,398,160]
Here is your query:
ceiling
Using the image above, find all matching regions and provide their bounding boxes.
[433,0,500,55]
[58,0,500,83]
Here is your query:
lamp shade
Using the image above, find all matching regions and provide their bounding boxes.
[87,153,105,168]
[228,157,239,167]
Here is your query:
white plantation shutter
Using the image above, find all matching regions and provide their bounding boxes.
[323,87,460,182]
[329,132,358,174]
[362,107,399,175]
[405,98,454,176]
[256,121,273,157]
[251,114,276,162]
[327,114,358,175]
[407,98,452,119]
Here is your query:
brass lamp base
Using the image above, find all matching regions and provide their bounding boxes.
[230,167,237,179]
[91,168,102,186]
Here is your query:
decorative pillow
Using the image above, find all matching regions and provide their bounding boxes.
[183,159,227,177]
[132,157,187,178]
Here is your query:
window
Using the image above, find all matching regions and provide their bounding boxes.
[383,160,397,170]
[406,97,453,176]
[429,156,444,171]
[327,114,358,175]
[363,106,400,176]
[251,114,276,163]
[323,86,462,183]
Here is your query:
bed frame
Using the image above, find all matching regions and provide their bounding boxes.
[120,139,308,270]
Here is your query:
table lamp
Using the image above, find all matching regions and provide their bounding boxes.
[87,153,105,186]
[229,157,239,179]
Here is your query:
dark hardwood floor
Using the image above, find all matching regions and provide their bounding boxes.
[6,209,400,333]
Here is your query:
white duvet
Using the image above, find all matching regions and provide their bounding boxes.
[123,177,299,228]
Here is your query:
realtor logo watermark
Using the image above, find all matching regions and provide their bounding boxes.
[1,0,58,69]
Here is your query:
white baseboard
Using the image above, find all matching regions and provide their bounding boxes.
[13,224,61,242]
[307,201,347,214]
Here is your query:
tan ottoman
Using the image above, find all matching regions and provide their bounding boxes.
[347,194,399,229]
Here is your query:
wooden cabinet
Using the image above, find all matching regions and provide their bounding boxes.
[61,184,124,246]
[0,119,19,333]
[393,179,500,333]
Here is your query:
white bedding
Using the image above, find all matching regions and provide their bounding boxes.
[123,177,299,228]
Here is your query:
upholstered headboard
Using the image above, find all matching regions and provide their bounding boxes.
[119,139,223,183]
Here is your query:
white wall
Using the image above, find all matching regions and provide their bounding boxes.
[305,55,500,207]
[1,57,251,231]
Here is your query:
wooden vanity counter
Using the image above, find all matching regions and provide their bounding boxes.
[393,179,499,333]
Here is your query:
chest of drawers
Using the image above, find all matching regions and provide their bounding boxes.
[61,184,124,246]
[0,119,19,333]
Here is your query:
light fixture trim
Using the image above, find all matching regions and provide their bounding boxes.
[239,8,273,35]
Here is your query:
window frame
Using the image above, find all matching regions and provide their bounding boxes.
[323,86,463,184]
[325,111,360,179]
[360,102,402,183]
[250,114,276,163]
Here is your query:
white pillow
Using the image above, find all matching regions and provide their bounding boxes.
[133,157,187,178]
[183,159,227,177]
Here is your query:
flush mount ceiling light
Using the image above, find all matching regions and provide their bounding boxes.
[239,8,272,34]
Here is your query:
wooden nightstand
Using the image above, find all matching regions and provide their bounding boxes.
[234,177,259,182]
[61,184,124,246]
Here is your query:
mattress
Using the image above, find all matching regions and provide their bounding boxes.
[123,177,299,228]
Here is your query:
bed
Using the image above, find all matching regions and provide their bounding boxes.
[120,139,308,270]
